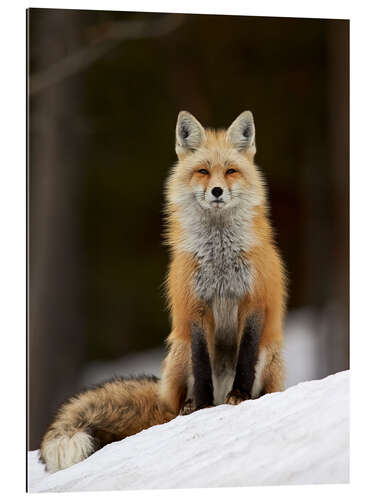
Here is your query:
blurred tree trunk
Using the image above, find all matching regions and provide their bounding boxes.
[326,20,350,373]
[28,10,87,450]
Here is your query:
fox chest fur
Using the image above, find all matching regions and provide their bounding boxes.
[182,212,255,403]
[181,210,254,303]
[193,221,252,302]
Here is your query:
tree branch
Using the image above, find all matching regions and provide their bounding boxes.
[29,14,185,96]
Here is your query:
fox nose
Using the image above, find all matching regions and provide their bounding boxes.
[211,187,223,198]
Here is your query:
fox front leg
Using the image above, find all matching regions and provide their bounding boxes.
[225,313,263,405]
[191,322,214,410]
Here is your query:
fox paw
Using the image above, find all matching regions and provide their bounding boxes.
[225,389,250,406]
[180,399,194,415]
[180,400,215,415]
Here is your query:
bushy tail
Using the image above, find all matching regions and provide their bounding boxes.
[39,375,175,472]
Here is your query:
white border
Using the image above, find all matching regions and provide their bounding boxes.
[14,0,352,19]
[1,0,375,499]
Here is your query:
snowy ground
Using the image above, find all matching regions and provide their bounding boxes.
[28,370,349,492]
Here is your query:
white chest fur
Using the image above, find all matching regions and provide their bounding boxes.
[181,210,254,302]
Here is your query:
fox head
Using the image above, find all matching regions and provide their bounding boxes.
[167,111,266,216]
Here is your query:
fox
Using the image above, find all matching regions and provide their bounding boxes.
[39,110,286,473]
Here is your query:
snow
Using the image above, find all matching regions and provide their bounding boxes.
[28,370,349,492]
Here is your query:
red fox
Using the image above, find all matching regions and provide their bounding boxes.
[39,111,286,472]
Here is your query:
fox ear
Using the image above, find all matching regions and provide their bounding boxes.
[226,111,256,154]
[175,111,206,157]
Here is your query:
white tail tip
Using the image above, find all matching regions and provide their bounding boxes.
[42,431,94,473]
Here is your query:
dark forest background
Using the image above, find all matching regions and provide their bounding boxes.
[28,9,349,450]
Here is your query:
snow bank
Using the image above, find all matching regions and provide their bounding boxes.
[28,370,349,492]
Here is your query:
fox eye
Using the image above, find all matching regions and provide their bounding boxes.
[198,168,209,175]
[226,168,237,175]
